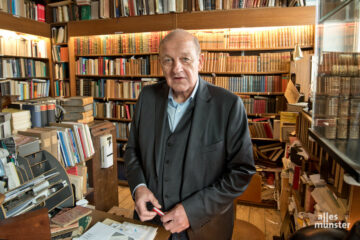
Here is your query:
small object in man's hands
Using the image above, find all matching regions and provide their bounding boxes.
[146,202,165,216]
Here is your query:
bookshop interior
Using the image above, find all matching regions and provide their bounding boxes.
[1,0,360,239]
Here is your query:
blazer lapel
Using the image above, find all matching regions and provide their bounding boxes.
[183,78,212,182]
[154,82,169,177]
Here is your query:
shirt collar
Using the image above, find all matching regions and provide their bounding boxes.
[168,78,199,105]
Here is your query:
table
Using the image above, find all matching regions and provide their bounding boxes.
[90,209,171,240]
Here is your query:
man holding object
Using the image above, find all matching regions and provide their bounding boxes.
[125,29,256,240]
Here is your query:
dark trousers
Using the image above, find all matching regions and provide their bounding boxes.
[169,231,189,240]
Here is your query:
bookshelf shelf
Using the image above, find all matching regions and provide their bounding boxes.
[76,74,163,78]
[247,113,279,117]
[236,92,285,96]
[75,52,159,57]
[202,46,314,52]
[94,117,132,122]
[116,157,124,162]
[251,137,279,141]
[200,71,289,75]
[0,12,50,38]
[93,97,137,101]
[0,55,49,61]
[4,77,49,80]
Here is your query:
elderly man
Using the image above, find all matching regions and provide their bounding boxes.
[125,29,255,240]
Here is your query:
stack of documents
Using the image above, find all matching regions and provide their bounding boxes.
[76,218,157,240]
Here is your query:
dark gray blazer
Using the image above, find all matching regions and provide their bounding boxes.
[125,77,256,240]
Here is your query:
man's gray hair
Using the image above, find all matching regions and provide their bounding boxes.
[159,29,201,55]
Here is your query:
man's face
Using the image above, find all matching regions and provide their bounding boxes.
[160,35,203,96]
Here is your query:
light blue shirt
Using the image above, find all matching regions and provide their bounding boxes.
[167,79,199,132]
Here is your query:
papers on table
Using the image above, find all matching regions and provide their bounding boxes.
[76,218,157,240]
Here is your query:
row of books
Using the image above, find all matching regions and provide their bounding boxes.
[48,0,314,23]
[8,98,56,128]
[193,26,314,50]
[248,120,274,139]
[314,95,360,118]
[54,63,69,80]
[202,51,291,73]
[54,80,70,97]
[51,26,67,44]
[319,52,360,76]
[74,32,167,55]
[240,95,287,114]
[113,122,129,139]
[0,58,47,78]
[315,76,359,96]
[50,122,95,167]
[0,79,50,100]
[94,101,135,119]
[0,0,45,22]
[76,78,157,97]
[0,36,47,58]
[52,46,69,63]
[73,26,313,55]
[213,75,288,93]
[76,56,162,76]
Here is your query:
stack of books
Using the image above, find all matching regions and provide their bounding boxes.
[1,108,31,134]
[62,96,94,123]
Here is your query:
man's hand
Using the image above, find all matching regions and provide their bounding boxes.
[161,204,190,233]
[134,186,161,222]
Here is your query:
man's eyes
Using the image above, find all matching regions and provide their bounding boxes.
[181,57,191,62]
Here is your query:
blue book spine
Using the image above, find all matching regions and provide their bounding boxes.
[68,129,81,163]
[57,131,68,167]
[58,131,71,167]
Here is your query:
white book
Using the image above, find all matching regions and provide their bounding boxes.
[84,124,95,155]
[4,162,21,190]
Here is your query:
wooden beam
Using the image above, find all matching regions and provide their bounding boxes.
[67,14,177,36]
[0,12,50,37]
[176,7,316,30]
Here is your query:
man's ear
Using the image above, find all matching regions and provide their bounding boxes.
[198,53,204,71]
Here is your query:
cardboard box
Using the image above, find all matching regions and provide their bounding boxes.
[17,129,52,154]
[33,128,58,160]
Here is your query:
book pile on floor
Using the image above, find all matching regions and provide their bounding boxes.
[50,205,92,239]
[61,96,94,123]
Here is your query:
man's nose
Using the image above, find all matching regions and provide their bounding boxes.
[172,59,183,73]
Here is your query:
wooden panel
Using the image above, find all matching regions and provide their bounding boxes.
[0,208,51,240]
[68,35,77,96]
[0,12,50,37]
[89,121,119,211]
[176,7,316,30]
[67,14,176,36]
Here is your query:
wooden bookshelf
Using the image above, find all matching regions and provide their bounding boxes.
[94,117,132,122]
[66,7,315,37]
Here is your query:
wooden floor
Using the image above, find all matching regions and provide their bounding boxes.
[118,186,281,240]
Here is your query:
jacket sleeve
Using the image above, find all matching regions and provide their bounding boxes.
[182,97,256,230]
[124,90,147,195]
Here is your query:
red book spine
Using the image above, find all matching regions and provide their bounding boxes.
[77,127,87,158]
